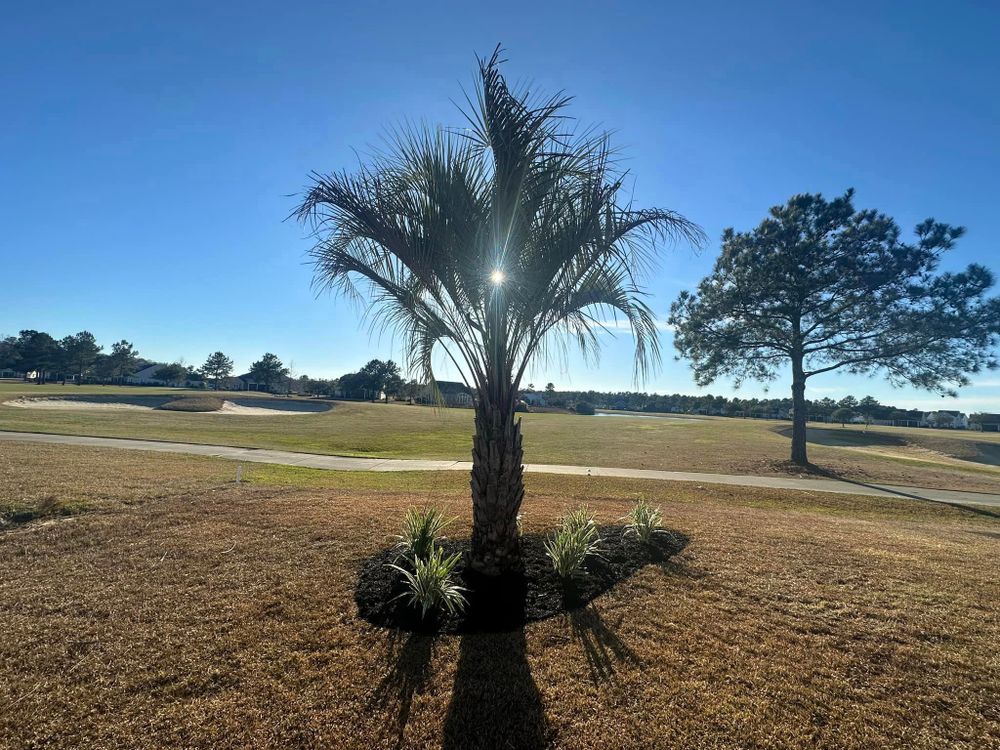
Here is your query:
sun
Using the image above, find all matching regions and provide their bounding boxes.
[490,269,506,285]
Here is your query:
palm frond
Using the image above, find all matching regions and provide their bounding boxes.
[296,50,703,404]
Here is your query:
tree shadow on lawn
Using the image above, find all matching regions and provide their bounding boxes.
[790,461,1000,519]
[567,604,640,685]
[773,424,908,448]
[441,629,550,750]
[367,596,550,749]
[367,630,435,748]
[367,533,693,748]
[368,571,551,749]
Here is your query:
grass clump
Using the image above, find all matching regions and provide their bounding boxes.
[563,505,598,535]
[544,506,604,578]
[623,498,666,545]
[395,506,453,563]
[1,494,86,527]
[390,546,467,619]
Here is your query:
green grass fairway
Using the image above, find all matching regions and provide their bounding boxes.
[1,382,998,492]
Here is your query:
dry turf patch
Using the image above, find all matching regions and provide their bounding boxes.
[0,440,231,526]
[0,442,997,749]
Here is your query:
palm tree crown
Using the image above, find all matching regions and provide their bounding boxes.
[295,48,702,572]
[296,48,702,405]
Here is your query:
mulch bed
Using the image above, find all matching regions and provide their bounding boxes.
[355,525,688,634]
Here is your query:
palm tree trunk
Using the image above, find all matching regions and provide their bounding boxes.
[469,398,525,574]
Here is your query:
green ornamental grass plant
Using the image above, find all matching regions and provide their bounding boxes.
[390,547,468,619]
[395,506,453,563]
[623,499,666,546]
[563,506,597,535]
[544,506,605,579]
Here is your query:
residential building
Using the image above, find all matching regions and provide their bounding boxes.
[415,381,474,407]
[922,410,969,429]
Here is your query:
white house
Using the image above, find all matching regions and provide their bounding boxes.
[126,363,169,385]
[922,410,969,429]
[521,392,547,406]
[127,363,197,387]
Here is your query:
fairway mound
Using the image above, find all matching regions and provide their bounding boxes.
[155,396,225,412]
[356,525,688,634]
[773,424,1000,469]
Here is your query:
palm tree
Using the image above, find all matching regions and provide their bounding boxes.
[295,48,703,574]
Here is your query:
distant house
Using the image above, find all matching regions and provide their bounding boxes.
[0,368,22,379]
[883,410,926,428]
[126,363,168,385]
[124,363,205,388]
[415,381,474,408]
[922,410,968,429]
[972,413,1000,432]
[236,373,273,392]
[521,392,547,407]
[126,363,198,387]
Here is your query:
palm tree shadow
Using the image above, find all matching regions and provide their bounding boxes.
[800,461,1000,519]
[567,605,640,684]
[367,631,435,748]
[441,629,549,750]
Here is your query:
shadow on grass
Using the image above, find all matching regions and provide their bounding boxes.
[441,629,549,750]
[369,626,549,750]
[774,424,907,448]
[567,604,639,684]
[367,533,692,747]
[368,631,435,748]
[0,495,86,529]
[793,461,1000,519]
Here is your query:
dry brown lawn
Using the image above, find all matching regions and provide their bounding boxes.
[1,442,997,749]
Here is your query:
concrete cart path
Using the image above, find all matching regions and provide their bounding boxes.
[3,430,998,508]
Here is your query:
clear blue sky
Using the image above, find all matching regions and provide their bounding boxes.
[3,1,998,410]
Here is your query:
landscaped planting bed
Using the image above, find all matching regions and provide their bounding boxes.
[356,526,688,633]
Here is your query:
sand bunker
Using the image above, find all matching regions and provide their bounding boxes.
[3,396,329,416]
[4,397,151,412]
[217,399,329,416]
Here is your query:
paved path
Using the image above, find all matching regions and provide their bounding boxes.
[3,430,998,508]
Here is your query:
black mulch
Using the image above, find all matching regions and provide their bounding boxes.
[355,525,688,634]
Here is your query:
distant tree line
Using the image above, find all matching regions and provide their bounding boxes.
[296,359,406,401]
[4,329,991,425]
[0,329,297,394]
[0,332,410,401]
[0,329,149,385]
[525,386,988,425]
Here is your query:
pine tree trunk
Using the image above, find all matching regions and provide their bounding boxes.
[469,398,525,575]
[790,354,809,466]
